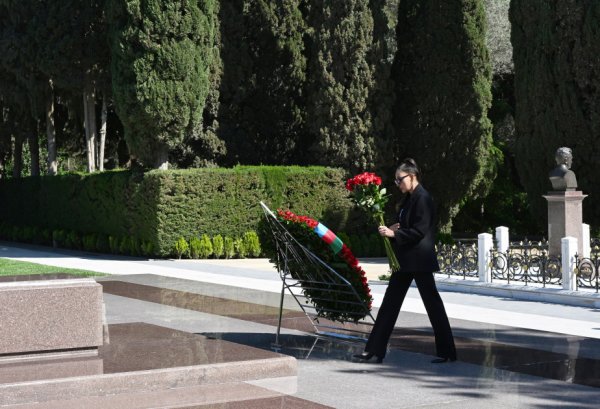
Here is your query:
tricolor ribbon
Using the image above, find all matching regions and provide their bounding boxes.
[314,222,344,255]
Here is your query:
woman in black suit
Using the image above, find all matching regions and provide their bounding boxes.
[354,158,456,364]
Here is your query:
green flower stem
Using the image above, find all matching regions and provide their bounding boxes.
[378,215,401,273]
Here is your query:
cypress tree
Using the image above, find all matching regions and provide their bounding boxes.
[108,0,216,169]
[306,0,377,173]
[369,0,399,173]
[391,0,494,231]
[218,0,307,166]
[511,1,600,228]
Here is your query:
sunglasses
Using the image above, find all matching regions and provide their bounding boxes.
[394,175,410,185]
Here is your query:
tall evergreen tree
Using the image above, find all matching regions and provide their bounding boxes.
[511,1,600,228]
[108,0,216,169]
[392,0,494,231]
[0,0,57,175]
[173,0,225,168]
[306,0,377,173]
[369,0,399,173]
[218,0,307,166]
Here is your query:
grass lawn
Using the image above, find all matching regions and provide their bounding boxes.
[0,258,105,277]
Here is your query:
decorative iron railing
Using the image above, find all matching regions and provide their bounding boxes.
[437,239,563,287]
[575,239,600,293]
[436,242,478,279]
[491,239,562,287]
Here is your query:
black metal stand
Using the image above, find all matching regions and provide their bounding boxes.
[260,202,375,346]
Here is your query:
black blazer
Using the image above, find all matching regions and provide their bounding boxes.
[392,184,440,273]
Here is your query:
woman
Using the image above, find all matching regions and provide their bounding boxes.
[354,158,457,364]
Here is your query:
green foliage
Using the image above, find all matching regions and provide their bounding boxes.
[262,211,372,322]
[53,230,66,247]
[82,234,97,252]
[243,231,261,257]
[108,0,216,167]
[212,234,224,259]
[198,234,213,258]
[511,1,600,229]
[218,0,308,166]
[140,241,154,257]
[392,0,495,232]
[234,237,247,258]
[96,235,110,253]
[223,236,235,259]
[0,166,358,257]
[189,237,201,259]
[174,237,189,259]
[306,0,377,173]
[109,236,120,254]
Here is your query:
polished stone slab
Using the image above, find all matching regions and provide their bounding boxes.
[0,322,297,407]
[0,278,103,355]
[10,384,331,409]
[98,279,600,389]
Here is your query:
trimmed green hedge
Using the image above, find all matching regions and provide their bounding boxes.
[0,166,364,257]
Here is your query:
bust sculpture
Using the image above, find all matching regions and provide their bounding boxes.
[549,147,577,191]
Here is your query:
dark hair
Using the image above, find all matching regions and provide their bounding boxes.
[396,158,421,181]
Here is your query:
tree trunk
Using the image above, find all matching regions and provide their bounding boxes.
[12,133,23,178]
[98,96,107,171]
[28,121,40,176]
[46,82,57,176]
[154,146,169,170]
[83,87,97,172]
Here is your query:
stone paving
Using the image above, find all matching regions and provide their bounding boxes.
[1,242,600,408]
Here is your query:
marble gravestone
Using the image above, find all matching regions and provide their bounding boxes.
[544,147,587,257]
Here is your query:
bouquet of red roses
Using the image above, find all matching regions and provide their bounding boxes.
[346,172,400,273]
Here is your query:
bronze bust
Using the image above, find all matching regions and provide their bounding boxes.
[549,147,577,190]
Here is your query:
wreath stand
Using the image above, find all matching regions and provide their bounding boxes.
[260,202,376,351]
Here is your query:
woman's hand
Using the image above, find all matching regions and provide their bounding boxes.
[378,225,395,238]
[389,223,400,231]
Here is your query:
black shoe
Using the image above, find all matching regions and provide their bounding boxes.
[353,352,383,363]
[431,357,457,364]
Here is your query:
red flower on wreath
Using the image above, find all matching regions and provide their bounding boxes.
[277,209,372,310]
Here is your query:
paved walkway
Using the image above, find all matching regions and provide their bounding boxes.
[2,242,600,408]
[2,243,599,340]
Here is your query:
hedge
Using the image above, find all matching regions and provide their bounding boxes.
[0,166,366,257]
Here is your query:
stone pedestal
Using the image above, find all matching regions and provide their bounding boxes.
[543,190,587,257]
[0,279,104,356]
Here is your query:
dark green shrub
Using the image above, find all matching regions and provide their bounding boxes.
[223,237,235,259]
[108,236,120,254]
[189,237,202,259]
[348,234,363,257]
[212,234,224,259]
[38,228,52,246]
[243,231,261,257]
[65,231,81,250]
[119,237,129,255]
[174,237,189,259]
[53,230,66,248]
[22,226,34,243]
[198,234,213,259]
[82,234,97,252]
[0,167,363,257]
[95,234,110,253]
[140,241,154,257]
[234,237,247,258]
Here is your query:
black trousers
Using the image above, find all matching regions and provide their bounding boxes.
[365,271,456,359]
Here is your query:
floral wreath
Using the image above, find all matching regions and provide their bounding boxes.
[272,209,373,322]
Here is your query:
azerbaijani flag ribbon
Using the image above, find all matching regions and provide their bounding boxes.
[314,223,344,255]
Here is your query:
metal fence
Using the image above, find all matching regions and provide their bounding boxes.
[575,238,600,292]
[436,242,478,279]
[491,239,562,287]
[436,238,600,292]
[436,239,562,288]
